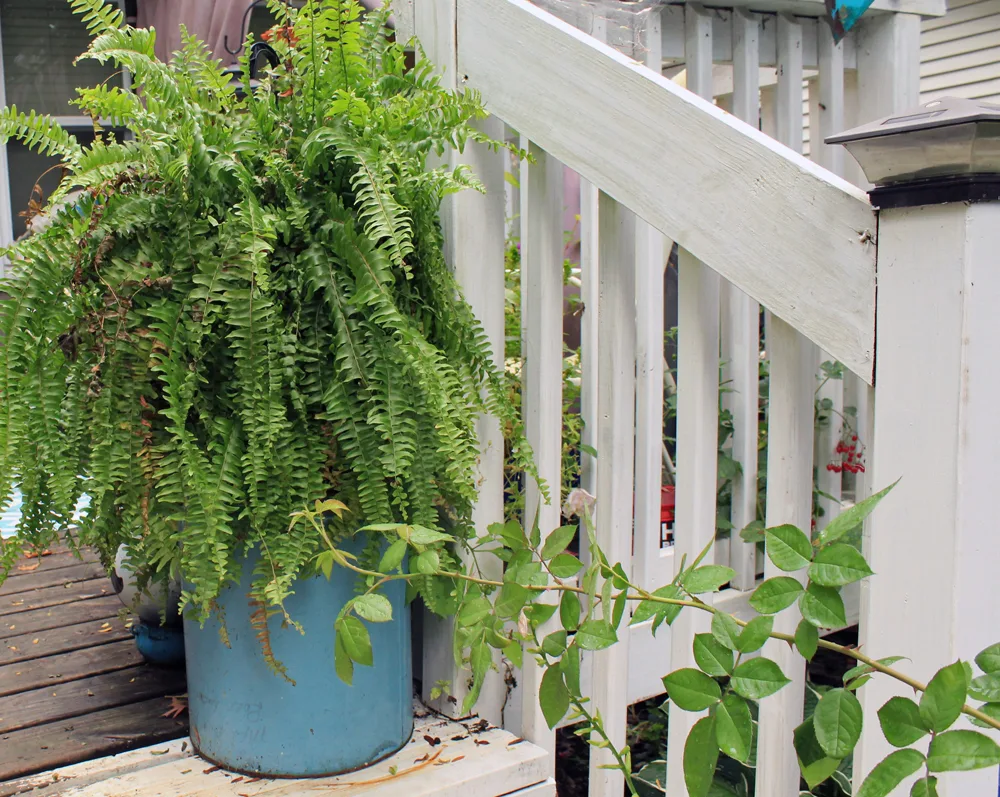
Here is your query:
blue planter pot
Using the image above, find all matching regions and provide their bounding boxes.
[183,542,413,777]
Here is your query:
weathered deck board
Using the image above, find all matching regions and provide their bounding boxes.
[0,617,131,666]
[0,640,144,697]
[0,563,106,597]
[0,595,121,637]
[0,665,186,734]
[3,550,99,579]
[0,543,187,789]
[0,578,113,617]
[0,697,187,785]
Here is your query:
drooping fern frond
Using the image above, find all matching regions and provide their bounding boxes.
[0,107,84,163]
[0,0,532,664]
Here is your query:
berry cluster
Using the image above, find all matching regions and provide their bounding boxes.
[826,434,865,474]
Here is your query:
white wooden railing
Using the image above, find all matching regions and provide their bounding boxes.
[394,0,936,794]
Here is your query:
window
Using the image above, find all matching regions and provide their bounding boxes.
[0,0,125,243]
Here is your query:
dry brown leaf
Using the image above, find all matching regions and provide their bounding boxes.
[17,563,39,572]
[32,639,39,644]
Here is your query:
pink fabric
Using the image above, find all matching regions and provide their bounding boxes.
[137,0,250,65]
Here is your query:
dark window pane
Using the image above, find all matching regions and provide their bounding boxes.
[2,0,119,117]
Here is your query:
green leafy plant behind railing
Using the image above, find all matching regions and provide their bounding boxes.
[304,483,1000,797]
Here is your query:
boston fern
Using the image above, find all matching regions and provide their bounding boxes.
[0,0,529,666]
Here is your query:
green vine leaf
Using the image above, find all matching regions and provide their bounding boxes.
[575,619,618,651]
[458,596,492,627]
[693,633,734,677]
[919,661,967,733]
[683,716,720,797]
[795,618,819,661]
[765,524,813,571]
[927,729,1000,772]
[816,480,897,548]
[910,776,939,797]
[969,702,1000,729]
[630,584,684,630]
[736,615,773,654]
[730,658,791,700]
[540,525,576,560]
[814,688,864,759]
[749,576,804,615]
[878,696,929,747]
[548,554,583,579]
[975,643,1000,674]
[378,539,407,573]
[808,543,874,587]
[684,565,735,595]
[799,583,847,629]
[561,644,581,694]
[559,590,581,632]
[353,594,393,623]
[662,668,722,712]
[794,715,842,790]
[856,748,926,797]
[968,673,1000,702]
[334,633,354,685]
[337,616,373,667]
[712,611,742,652]
[715,693,753,763]
[539,666,570,729]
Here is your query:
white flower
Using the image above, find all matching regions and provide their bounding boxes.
[562,488,596,519]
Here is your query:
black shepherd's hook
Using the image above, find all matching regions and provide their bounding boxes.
[223,0,293,58]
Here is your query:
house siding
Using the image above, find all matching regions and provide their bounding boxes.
[922,0,1000,103]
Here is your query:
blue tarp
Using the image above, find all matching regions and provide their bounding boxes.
[824,0,876,42]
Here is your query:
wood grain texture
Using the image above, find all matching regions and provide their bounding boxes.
[457,0,877,382]
[0,640,143,697]
[0,596,120,638]
[0,617,130,666]
[0,665,185,734]
[0,579,112,618]
[0,697,187,784]
[4,550,98,580]
[0,563,106,598]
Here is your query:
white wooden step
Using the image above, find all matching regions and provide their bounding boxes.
[1,702,550,797]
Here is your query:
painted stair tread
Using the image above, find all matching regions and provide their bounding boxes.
[0,705,551,797]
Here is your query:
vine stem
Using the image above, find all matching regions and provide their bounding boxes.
[331,553,1000,733]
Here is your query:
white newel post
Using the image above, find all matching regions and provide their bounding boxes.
[830,100,1000,795]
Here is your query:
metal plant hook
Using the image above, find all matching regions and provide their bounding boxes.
[223,0,292,58]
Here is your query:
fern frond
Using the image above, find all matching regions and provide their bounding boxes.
[0,107,83,162]
[69,0,124,36]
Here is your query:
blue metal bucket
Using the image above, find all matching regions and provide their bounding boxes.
[183,541,413,777]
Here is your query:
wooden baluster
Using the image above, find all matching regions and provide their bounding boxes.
[518,140,565,761]
[665,11,718,795]
[724,9,762,591]
[414,0,509,727]
[755,15,812,797]
[588,193,637,797]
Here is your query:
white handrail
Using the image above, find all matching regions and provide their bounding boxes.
[456,0,878,383]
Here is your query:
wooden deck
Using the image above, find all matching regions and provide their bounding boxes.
[0,540,187,792]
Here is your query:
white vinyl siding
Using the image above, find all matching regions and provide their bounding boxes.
[921,0,1000,102]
